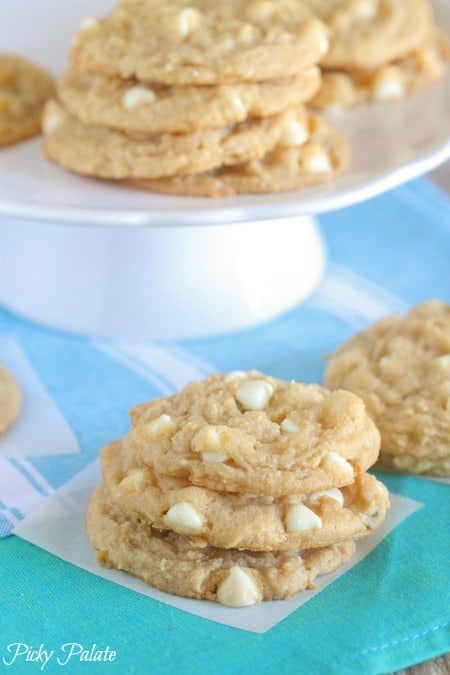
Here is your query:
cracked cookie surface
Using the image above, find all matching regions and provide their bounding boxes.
[70,0,328,85]
[127,371,380,496]
[324,300,450,476]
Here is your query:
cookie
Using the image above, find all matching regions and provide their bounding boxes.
[101,438,389,551]
[57,65,322,134]
[324,300,450,477]
[303,0,433,71]
[42,101,305,180]
[69,0,328,86]
[87,483,356,606]
[133,112,350,197]
[312,31,450,108]
[0,53,55,147]
[0,363,22,435]
[128,371,380,496]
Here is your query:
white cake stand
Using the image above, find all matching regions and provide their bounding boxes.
[0,0,449,340]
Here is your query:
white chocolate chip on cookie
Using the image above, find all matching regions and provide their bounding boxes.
[235,379,274,410]
[431,354,450,371]
[280,117,309,147]
[217,566,262,607]
[224,370,246,383]
[309,488,344,507]
[79,17,99,31]
[285,503,323,532]
[245,1,276,22]
[162,501,204,534]
[119,469,151,493]
[122,85,157,109]
[42,104,64,135]
[146,414,177,436]
[280,416,300,433]
[320,452,354,479]
[372,68,405,101]
[302,144,332,174]
[176,7,201,38]
[354,0,377,21]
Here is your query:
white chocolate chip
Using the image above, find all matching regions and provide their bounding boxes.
[235,379,274,411]
[279,118,309,147]
[323,390,354,422]
[354,0,377,20]
[119,470,149,493]
[201,451,228,463]
[122,85,156,109]
[146,414,177,437]
[284,503,322,532]
[302,145,332,174]
[431,354,450,370]
[317,30,329,56]
[372,71,405,102]
[224,90,246,116]
[79,17,99,31]
[42,109,64,135]
[280,416,300,433]
[192,425,223,453]
[246,1,276,21]
[217,567,262,607]
[236,22,257,44]
[162,502,204,534]
[320,452,354,479]
[176,7,201,38]
[309,488,344,507]
[224,370,246,383]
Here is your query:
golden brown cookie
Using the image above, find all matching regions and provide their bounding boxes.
[87,483,356,606]
[324,300,450,477]
[101,437,389,551]
[303,0,433,71]
[0,363,22,435]
[0,53,55,147]
[127,371,380,496]
[69,0,328,86]
[312,31,450,108]
[42,101,306,180]
[58,65,322,134]
[133,112,350,197]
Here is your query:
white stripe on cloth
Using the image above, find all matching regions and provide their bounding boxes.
[312,264,408,328]
[95,340,214,394]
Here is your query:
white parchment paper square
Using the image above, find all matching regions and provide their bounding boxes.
[14,462,422,633]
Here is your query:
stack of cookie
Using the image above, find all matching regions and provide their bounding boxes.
[324,300,450,477]
[87,371,389,606]
[42,0,350,197]
[307,0,450,108]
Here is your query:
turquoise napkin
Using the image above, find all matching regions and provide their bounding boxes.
[0,178,449,674]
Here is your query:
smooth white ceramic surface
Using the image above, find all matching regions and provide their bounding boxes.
[0,215,325,340]
[0,0,449,227]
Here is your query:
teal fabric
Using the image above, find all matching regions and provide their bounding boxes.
[1,178,449,673]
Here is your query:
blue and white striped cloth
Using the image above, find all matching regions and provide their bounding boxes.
[1,177,449,538]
